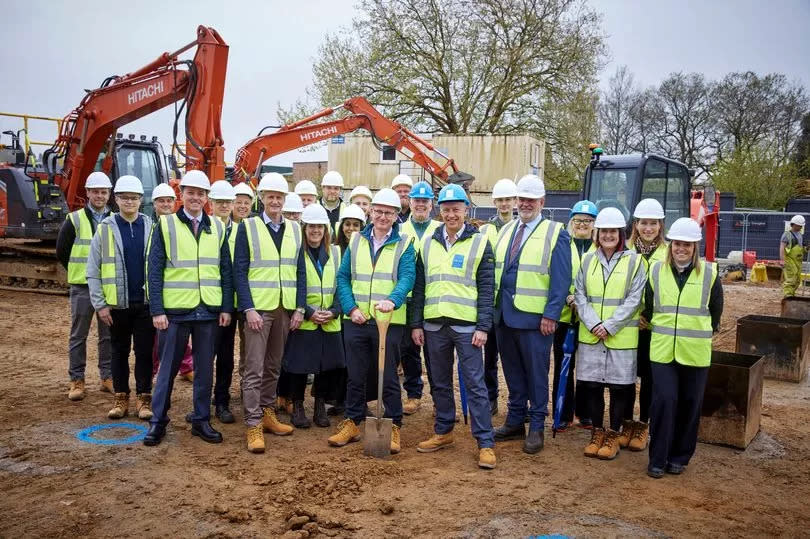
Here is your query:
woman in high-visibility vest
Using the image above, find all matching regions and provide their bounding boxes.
[573,207,646,461]
[283,204,346,429]
[623,198,669,451]
[642,217,723,478]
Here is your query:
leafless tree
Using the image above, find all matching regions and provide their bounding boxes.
[599,66,638,154]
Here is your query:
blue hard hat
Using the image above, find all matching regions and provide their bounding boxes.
[409,181,434,199]
[437,184,469,205]
[570,200,598,219]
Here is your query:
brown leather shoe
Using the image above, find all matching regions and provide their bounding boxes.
[135,394,153,420]
[100,378,114,394]
[107,392,129,419]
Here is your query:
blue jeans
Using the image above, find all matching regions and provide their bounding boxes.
[425,325,494,448]
[496,324,552,431]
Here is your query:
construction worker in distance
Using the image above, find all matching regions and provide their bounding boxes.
[86,175,154,421]
[398,181,441,415]
[56,171,113,401]
[574,207,646,461]
[478,178,518,416]
[642,217,723,478]
[294,179,318,208]
[143,170,233,447]
[282,192,304,222]
[348,185,373,217]
[391,174,414,223]
[232,172,300,453]
[623,197,669,451]
[492,174,571,455]
[330,187,416,453]
[320,170,346,228]
[410,184,497,469]
[780,215,807,297]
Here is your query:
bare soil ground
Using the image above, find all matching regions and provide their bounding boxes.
[1,283,809,538]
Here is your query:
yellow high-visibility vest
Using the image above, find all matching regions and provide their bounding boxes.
[560,241,596,323]
[348,231,412,325]
[300,245,341,332]
[66,210,93,285]
[242,216,301,311]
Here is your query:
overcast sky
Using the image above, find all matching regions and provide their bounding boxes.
[1,0,808,169]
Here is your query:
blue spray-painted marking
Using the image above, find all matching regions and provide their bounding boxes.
[75,423,148,445]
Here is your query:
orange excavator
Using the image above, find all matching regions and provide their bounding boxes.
[0,25,228,291]
[232,96,473,189]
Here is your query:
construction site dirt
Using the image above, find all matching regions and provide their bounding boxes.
[1,283,809,537]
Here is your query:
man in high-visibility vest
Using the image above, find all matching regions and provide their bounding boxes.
[492,174,571,454]
[56,171,113,401]
[143,170,233,447]
[780,215,807,297]
[410,184,497,469]
[233,173,300,453]
[398,181,441,415]
[330,187,416,453]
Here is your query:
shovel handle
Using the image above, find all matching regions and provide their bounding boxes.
[372,304,391,420]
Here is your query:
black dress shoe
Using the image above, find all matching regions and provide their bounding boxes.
[215,405,235,424]
[523,429,544,454]
[313,398,330,428]
[191,421,223,443]
[143,424,166,446]
[326,404,345,417]
[489,400,498,416]
[647,466,665,479]
[666,463,685,475]
[185,412,193,424]
[494,423,526,441]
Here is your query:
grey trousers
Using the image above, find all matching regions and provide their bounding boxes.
[68,285,111,381]
[241,308,290,427]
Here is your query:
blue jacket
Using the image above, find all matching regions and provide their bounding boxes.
[336,222,416,317]
[147,208,234,318]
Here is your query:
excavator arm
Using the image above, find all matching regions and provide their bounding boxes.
[233,96,473,188]
[45,25,228,210]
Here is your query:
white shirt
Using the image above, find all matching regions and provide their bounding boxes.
[371,227,392,254]
[183,208,203,229]
[443,226,462,247]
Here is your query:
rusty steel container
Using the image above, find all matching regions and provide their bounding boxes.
[736,315,810,383]
[781,296,810,320]
[698,351,764,449]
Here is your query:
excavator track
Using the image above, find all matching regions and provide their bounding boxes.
[0,239,68,295]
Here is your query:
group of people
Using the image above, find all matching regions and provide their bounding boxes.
[58,167,723,476]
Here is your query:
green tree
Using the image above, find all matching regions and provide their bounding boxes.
[713,147,798,210]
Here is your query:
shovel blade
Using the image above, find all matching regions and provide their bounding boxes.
[363,416,393,459]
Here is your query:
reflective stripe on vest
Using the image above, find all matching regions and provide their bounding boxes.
[560,241,597,323]
[67,210,93,285]
[244,217,301,311]
[578,251,642,349]
[422,231,486,323]
[99,222,120,306]
[300,245,341,332]
[348,230,411,325]
[478,223,498,248]
[493,218,562,314]
[649,260,716,367]
[160,214,224,309]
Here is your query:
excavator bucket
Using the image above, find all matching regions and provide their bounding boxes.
[448,171,475,186]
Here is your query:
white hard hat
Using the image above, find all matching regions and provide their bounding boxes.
[294,179,318,196]
[86,171,113,189]
[667,217,702,242]
[390,174,413,189]
[349,185,373,202]
[257,172,289,194]
[372,188,401,209]
[321,170,344,188]
[492,178,518,199]
[339,203,367,224]
[113,175,144,194]
[209,180,235,201]
[301,204,330,225]
[634,198,665,219]
[282,193,304,213]
[791,215,806,227]
[233,182,255,200]
[151,183,176,201]
[179,170,211,191]
[516,174,545,199]
[594,207,626,229]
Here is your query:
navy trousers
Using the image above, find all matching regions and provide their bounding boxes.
[344,322,404,426]
[483,329,499,403]
[649,361,709,469]
[496,324,552,431]
[213,315,237,407]
[399,327,426,399]
[151,319,217,427]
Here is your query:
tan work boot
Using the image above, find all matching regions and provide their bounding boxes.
[478,448,497,469]
[584,427,605,458]
[417,432,454,453]
[261,407,294,436]
[135,394,153,420]
[100,378,114,394]
[327,419,361,447]
[246,425,265,453]
[68,379,86,401]
[597,429,621,460]
[391,425,401,454]
[107,393,129,419]
[403,397,421,415]
[180,371,194,382]
[618,419,635,448]
[628,421,649,451]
